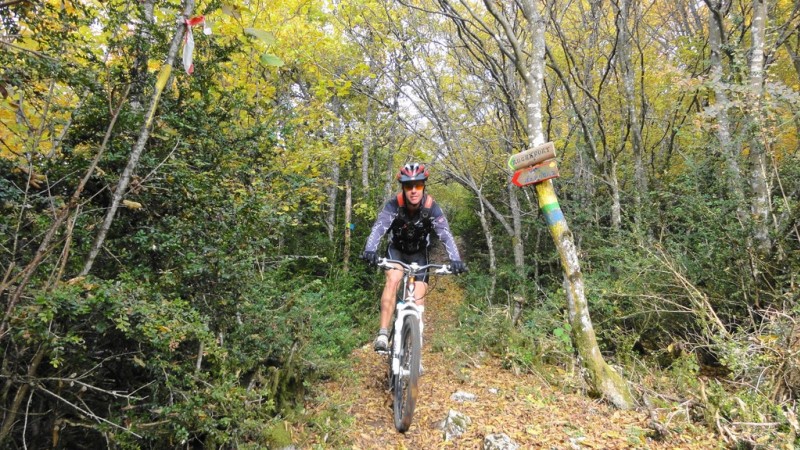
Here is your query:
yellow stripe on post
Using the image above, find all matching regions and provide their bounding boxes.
[535,180,559,210]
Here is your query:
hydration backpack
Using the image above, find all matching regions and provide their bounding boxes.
[391,193,435,253]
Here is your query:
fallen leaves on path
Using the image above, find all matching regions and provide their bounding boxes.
[300,278,722,449]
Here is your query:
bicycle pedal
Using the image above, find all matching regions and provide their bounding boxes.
[375,349,390,356]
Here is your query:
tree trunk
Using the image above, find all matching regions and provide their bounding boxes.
[130,0,156,110]
[509,183,526,324]
[343,180,352,272]
[535,180,634,409]
[0,345,45,444]
[609,160,622,230]
[616,0,647,226]
[81,0,195,276]
[707,1,748,223]
[477,194,497,301]
[325,161,340,241]
[748,0,772,257]
[362,114,371,191]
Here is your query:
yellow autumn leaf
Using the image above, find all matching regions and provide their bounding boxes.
[147,59,161,72]
[123,200,143,209]
[66,276,86,285]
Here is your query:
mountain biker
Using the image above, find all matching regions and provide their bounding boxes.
[361,162,466,352]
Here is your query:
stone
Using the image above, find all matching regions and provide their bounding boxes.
[443,409,471,441]
[483,433,519,450]
[450,390,478,402]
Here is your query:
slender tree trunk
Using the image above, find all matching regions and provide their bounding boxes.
[509,183,526,324]
[609,160,622,229]
[535,180,634,409]
[0,346,45,444]
[477,194,497,301]
[325,161,340,241]
[786,34,800,79]
[383,100,399,201]
[616,0,646,226]
[81,0,194,276]
[343,180,352,272]
[748,0,772,257]
[707,1,748,223]
[131,0,156,110]
[362,108,372,191]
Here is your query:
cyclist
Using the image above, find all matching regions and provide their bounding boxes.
[361,162,466,352]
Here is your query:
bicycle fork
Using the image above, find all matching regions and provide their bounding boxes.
[391,302,423,376]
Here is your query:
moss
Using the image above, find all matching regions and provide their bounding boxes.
[263,420,293,447]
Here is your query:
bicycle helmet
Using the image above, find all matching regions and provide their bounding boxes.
[397,163,429,183]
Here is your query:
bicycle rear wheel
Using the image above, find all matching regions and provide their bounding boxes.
[393,315,420,432]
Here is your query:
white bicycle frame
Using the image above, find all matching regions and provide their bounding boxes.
[392,288,423,376]
[378,259,451,376]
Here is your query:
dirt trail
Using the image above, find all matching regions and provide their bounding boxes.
[302,278,720,449]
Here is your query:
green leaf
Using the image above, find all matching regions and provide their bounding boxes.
[244,28,276,45]
[260,54,284,67]
[221,4,242,19]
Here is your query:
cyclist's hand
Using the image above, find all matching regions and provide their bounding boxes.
[450,260,467,274]
[361,251,379,266]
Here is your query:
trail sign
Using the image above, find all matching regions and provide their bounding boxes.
[508,142,556,171]
[511,159,560,187]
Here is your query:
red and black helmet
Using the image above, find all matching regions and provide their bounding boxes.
[397,163,429,183]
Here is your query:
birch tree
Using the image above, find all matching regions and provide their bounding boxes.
[614,0,647,227]
[747,0,773,257]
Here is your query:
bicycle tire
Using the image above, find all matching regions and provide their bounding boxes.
[393,315,421,432]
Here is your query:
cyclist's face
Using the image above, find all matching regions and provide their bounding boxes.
[402,182,425,204]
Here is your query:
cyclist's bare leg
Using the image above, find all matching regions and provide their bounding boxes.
[379,264,403,329]
[413,281,427,305]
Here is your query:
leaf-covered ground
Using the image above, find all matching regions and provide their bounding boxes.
[298,278,723,449]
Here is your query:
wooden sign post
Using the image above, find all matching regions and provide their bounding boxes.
[511,159,560,187]
[508,141,556,171]
[506,141,635,409]
[509,141,560,188]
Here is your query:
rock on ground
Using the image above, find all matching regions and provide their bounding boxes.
[484,433,519,450]
[443,409,471,441]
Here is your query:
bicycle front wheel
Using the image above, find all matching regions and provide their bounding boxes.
[393,315,421,432]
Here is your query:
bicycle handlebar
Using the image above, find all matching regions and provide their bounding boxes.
[376,258,452,275]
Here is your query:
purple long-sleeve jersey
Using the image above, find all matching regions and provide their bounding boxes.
[364,194,461,261]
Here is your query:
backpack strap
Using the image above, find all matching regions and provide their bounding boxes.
[421,194,434,220]
[396,192,433,219]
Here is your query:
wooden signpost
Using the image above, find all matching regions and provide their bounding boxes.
[510,159,560,187]
[508,141,556,171]
[506,142,634,408]
[509,142,559,187]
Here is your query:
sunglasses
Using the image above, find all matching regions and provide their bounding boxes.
[403,182,425,191]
